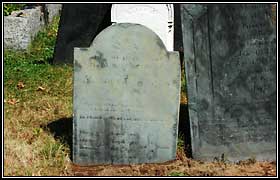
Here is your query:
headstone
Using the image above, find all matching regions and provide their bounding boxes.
[73,23,181,165]
[45,4,62,23]
[4,6,44,50]
[53,4,112,64]
[181,4,276,162]
[173,4,184,54]
[111,4,174,51]
[52,4,184,64]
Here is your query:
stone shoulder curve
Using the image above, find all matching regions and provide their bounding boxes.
[88,23,168,52]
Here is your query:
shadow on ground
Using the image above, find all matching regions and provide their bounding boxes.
[43,103,192,161]
[44,117,73,159]
[178,104,192,158]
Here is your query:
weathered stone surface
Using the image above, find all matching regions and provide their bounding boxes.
[111,4,174,51]
[181,4,276,162]
[73,23,181,165]
[53,4,184,64]
[4,6,44,50]
[46,4,62,23]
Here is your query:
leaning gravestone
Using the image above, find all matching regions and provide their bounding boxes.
[111,4,174,51]
[73,23,181,165]
[181,4,276,162]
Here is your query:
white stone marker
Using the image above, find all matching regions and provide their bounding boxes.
[111,4,174,51]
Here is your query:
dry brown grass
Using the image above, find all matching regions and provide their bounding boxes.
[4,82,276,176]
[72,149,276,176]
[3,6,277,176]
[4,95,73,176]
[4,64,277,176]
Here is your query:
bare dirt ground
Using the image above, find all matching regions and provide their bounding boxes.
[71,149,276,177]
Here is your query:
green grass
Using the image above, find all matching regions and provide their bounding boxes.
[3,13,190,175]
[177,133,185,151]
[3,3,26,16]
[168,171,188,176]
[4,16,72,102]
[3,10,277,176]
[4,15,73,176]
[180,62,187,95]
[3,13,189,176]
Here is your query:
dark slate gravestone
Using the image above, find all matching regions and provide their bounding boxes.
[174,4,184,64]
[73,23,181,165]
[53,4,112,64]
[181,4,276,162]
[53,4,184,65]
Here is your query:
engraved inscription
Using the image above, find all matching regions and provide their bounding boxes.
[182,4,276,161]
[216,5,276,101]
[73,23,180,164]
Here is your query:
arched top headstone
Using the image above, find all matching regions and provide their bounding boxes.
[111,4,174,51]
[84,23,169,53]
[73,23,181,165]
